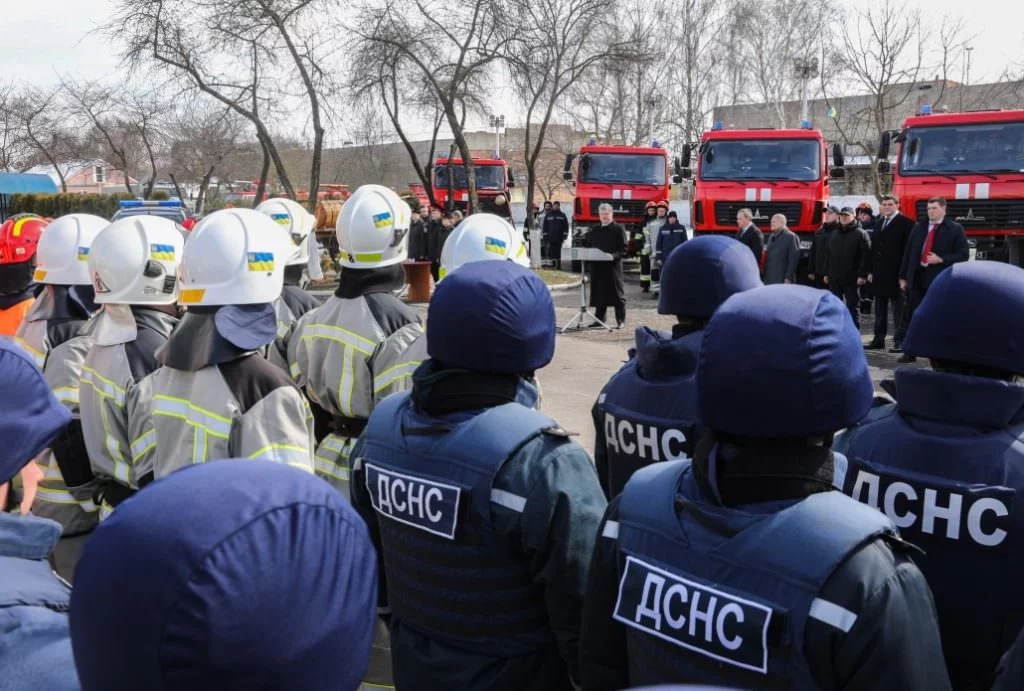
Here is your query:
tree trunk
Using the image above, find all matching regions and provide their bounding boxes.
[254,143,271,207]
[168,173,185,203]
[196,166,215,215]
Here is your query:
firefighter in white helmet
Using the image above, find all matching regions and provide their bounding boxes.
[288,184,423,497]
[76,216,183,520]
[133,208,315,481]
[15,214,107,575]
[255,197,321,372]
[373,213,530,402]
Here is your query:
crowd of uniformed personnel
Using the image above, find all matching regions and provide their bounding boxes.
[0,184,1023,691]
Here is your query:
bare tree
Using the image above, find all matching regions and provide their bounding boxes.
[351,0,514,211]
[823,0,965,196]
[109,0,298,201]
[343,101,393,185]
[14,87,75,191]
[501,0,618,257]
[0,83,33,172]
[168,99,250,213]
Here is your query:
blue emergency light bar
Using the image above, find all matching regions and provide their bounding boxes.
[920,104,933,115]
[588,138,597,145]
[800,119,812,129]
[651,140,660,148]
[119,200,183,208]
[712,121,723,131]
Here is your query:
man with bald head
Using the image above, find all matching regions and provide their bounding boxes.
[763,213,800,285]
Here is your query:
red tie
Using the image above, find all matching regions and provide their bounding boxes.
[920,224,936,265]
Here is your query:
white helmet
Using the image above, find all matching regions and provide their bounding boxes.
[255,197,315,267]
[439,213,529,280]
[179,208,292,306]
[33,214,109,285]
[89,215,184,305]
[336,184,410,269]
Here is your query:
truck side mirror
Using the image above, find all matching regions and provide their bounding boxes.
[877,160,891,174]
[671,174,682,184]
[507,169,515,187]
[562,171,574,182]
[681,167,692,179]
[832,143,845,168]
[681,144,692,167]
[876,133,890,161]
[562,154,575,183]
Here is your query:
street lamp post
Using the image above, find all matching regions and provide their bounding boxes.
[489,114,505,158]
[793,57,820,125]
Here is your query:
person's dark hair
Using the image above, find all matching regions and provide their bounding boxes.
[880,194,899,205]
[931,358,1020,382]
[553,201,561,207]
[927,196,947,208]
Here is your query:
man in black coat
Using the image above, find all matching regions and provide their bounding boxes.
[825,207,871,329]
[865,195,912,350]
[408,207,428,261]
[426,206,447,282]
[735,208,764,265]
[587,203,626,328]
[808,205,840,288]
[543,201,569,270]
[896,196,969,362]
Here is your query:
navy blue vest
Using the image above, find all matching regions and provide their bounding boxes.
[615,460,894,689]
[836,394,1024,685]
[597,331,701,498]
[359,392,556,656]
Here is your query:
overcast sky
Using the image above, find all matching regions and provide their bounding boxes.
[4,0,1020,141]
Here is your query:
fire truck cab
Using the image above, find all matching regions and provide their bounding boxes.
[429,157,514,218]
[683,122,842,259]
[562,142,676,256]
[880,106,1024,265]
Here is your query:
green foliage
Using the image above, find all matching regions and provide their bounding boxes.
[7,192,136,220]
[150,190,171,201]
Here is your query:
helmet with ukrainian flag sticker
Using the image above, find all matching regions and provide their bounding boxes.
[34,213,108,286]
[336,184,410,269]
[89,215,184,305]
[438,213,529,280]
[178,209,291,306]
[255,197,315,267]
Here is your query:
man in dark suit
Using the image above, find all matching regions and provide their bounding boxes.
[865,194,913,350]
[896,196,969,363]
[735,208,764,266]
[542,201,569,269]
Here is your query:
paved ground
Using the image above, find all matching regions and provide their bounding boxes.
[318,264,918,455]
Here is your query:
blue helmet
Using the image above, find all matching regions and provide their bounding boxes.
[70,460,378,691]
[0,340,71,485]
[698,285,873,437]
[428,260,555,374]
[904,261,1024,374]
[658,236,762,318]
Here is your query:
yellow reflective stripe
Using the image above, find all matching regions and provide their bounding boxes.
[247,444,311,465]
[315,434,352,480]
[131,429,156,462]
[289,361,302,379]
[339,346,355,416]
[353,252,384,262]
[53,386,79,406]
[193,427,208,464]
[99,503,114,521]
[80,366,126,407]
[314,458,350,481]
[372,360,421,394]
[13,337,45,367]
[276,320,290,338]
[35,487,98,513]
[152,395,231,438]
[300,323,375,355]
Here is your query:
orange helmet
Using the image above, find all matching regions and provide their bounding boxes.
[645,201,657,209]
[0,216,48,265]
[656,200,669,210]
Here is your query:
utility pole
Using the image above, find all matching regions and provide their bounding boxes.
[489,114,505,158]
[793,57,820,125]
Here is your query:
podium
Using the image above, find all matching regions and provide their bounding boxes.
[560,246,615,333]
[402,261,433,303]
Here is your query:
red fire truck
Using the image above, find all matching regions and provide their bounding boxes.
[562,142,676,255]
[880,106,1024,264]
[429,157,514,218]
[683,123,843,256]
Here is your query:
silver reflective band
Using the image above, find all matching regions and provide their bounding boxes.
[490,489,527,513]
[808,598,858,633]
[602,520,620,539]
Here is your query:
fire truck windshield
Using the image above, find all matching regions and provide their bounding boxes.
[899,122,1024,175]
[578,153,666,185]
[434,164,505,190]
[699,139,821,181]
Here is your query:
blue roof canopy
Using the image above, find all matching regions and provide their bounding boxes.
[0,173,59,195]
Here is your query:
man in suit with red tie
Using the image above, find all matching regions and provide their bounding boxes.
[897,196,969,363]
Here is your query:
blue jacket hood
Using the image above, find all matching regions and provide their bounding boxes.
[895,367,1024,431]
[70,460,378,691]
[634,326,702,380]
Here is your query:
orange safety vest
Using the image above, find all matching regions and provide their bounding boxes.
[0,297,34,337]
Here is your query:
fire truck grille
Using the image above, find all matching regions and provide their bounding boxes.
[915,200,1024,230]
[589,199,648,217]
[714,201,802,226]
